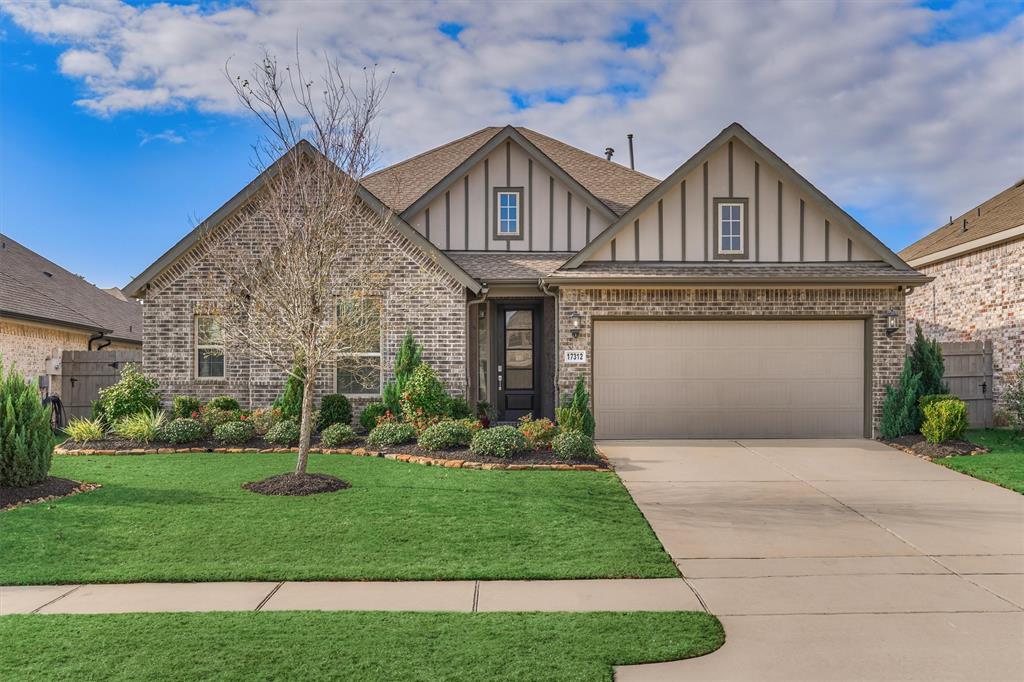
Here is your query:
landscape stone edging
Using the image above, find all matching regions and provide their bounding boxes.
[1,481,102,512]
[53,445,612,472]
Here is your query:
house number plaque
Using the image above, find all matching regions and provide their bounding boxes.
[564,350,587,364]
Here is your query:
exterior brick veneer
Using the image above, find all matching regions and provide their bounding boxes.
[905,238,1023,408]
[556,286,907,437]
[140,201,467,415]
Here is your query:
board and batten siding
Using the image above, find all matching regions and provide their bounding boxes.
[588,139,877,263]
[407,140,611,252]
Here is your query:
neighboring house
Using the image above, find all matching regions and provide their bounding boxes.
[0,234,143,396]
[123,123,928,439]
[901,181,1024,409]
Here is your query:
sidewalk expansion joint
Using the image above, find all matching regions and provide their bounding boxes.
[255,582,284,611]
[472,581,480,612]
[32,585,81,614]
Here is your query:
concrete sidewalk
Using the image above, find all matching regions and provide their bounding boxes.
[1,578,704,615]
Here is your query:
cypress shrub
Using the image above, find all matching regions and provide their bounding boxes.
[0,361,54,487]
[383,331,422,417]
[880,358,922,439]
[273,367,305,421]
[909,324,947,409]
[555,378,595,437]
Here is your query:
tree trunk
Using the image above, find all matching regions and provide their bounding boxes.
[295,366,317,474]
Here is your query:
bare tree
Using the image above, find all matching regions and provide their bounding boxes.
[195,51,394,475]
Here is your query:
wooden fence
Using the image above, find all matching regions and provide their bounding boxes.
[908,340,993,428]
[60,350,142,419]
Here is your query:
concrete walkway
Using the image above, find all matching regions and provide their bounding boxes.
[1,578,702,615]
[606,439,1024,681]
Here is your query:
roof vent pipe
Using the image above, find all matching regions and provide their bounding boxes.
[604,147,614,161]
[627,134,635,170]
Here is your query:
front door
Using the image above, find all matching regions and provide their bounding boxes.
[496,303,540,421]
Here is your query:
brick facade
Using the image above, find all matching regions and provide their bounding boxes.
[904,238,1023,408]
[556,286,907,437]
[140,201,468,416]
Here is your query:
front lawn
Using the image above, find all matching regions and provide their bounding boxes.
[936,429,1024,494]
[0,452,676,584]
[0,611,724,681]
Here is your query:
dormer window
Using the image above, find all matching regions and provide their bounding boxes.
[493,187,524,240]
[713,198,748,259]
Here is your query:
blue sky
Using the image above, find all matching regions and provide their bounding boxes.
[1,1,1022,288]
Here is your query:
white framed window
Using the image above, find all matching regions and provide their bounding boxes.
[714,199,747,258]
[336,297,382,396]
[493,187,523,239]
[195,315,225,379]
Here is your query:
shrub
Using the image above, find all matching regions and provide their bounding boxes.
[172,396,202,419]
[1004,364,1024,432]
[470,425,527,458]
[113,409,167,444]
[95,364,161,425]
[552,430,597,461]
[64,417,105,444]
[359,402,388,431]
[518,414,559,449]
[273,367,305,421]
[921,398,969,444]
[264,419,300,446]
[446,396,472,420]
[317,394,352,431]
[159,418,204,445]
[320,423,357,447]
[555,378,595,437]
[248,408,282,436]
[200,407,240,433]
[383,331,423,417]
[0,362,54,486]
[367,421,417,447]
[993,409,1012,429]
[909,323,947,400]
[206,395,240,411]
[213,420,255,445]
[400,364,450,429]
[918,393,954,412]
[418,419,474,451]
[880,358,922,439]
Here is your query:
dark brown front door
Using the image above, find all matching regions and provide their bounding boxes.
[496,303,540,421]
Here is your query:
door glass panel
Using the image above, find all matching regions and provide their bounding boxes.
[506,349,532,368]
[503,308,533,391]
[505,310,532,330]
[506,369,533,389]
[505,329,531,350]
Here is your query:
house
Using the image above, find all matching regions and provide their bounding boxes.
[901,181,1024,409]
[0,234,143,396]
[123,123,929,439]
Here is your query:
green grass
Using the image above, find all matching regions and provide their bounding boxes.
[0,610,723,681]
[936,429,1024,494]
[1,452,676,584]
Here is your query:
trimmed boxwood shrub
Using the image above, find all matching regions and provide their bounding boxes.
[418,419,474,451]
[921,398,968,444]
[552,430,597,461]
[320,423,357,447]
[265,419,301,446]
[206,395,240,411]
[359,402,387,431]
[213,420,255,445]
[317,394,352,431]
[0,362,53,487]
[159,417,204,445]
[95,365,161,425]
[367,421,417,447]
[470,425,527,458]
[172,395,202,419]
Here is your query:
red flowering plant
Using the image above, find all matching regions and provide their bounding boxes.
[517,414,559,450]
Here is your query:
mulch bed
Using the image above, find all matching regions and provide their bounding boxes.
[1,477,100,511]
[373,443,606,468]
[58,435,317,453]
[242,472,351,496]
[881,434,988,460]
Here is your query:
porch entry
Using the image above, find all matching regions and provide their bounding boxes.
[496,302,541,421]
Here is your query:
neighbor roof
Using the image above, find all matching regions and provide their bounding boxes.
[0,234,142,342]
[362,126,660,217]
[899,181,1024,263]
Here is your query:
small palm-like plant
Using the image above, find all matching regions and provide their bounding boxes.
[113,410,167,444]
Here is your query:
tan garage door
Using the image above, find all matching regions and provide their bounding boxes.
[593,320,865,439]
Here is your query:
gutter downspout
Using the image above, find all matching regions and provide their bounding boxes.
[88,332,111,351]
[538,277,559,414]
[465,285,490,406]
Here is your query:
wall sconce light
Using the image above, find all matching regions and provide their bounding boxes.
[569,311,582,338]
[885,310,899,336]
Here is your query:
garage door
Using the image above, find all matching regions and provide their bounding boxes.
[593,320,865,439]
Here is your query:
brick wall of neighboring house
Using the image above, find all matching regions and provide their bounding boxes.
[0,318,138,397]
[905,238,1024,407]
[556,286,906,437]
[140,201,468,419]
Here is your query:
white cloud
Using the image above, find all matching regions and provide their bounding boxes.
[3,0,1022,246]
[138,128,185,146]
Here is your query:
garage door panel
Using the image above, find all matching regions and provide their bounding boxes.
[594,320,865,439]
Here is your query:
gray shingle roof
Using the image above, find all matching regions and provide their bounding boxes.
[544,261,931,285]
[0,234,143,342]
[447,252,572,282]
[900,181,1024,262]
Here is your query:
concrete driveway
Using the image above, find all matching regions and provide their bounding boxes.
[607,439,1024,682]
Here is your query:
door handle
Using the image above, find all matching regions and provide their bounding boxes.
[498,365,503,391]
